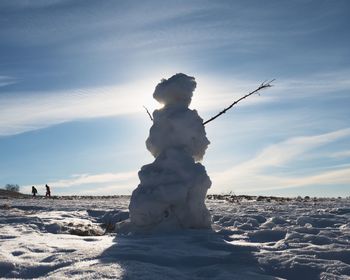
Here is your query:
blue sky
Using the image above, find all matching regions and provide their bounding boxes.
[0,0,349,197]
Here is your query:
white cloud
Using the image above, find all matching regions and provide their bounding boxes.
[274,70,350,98]
[0,76,17,87]
[329,150,350,159]
[0,74,277,137]
[47,171,137,188]
[282,168,350,189]
[22,170,139,195]
[0,78,157,136]
[210,128,350,193]
[192,76,277,112]
[1,69,349,138]
[20,128,350,196]
[84,184,135,195]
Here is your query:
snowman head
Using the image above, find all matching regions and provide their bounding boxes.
[153,73,196,107]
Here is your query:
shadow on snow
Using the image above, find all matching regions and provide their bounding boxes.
[99,229,275,280]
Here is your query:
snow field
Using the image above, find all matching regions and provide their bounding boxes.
[0,197,349,279]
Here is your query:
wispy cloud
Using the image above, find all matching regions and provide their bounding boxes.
[84,183,135,195]
[2,68,349,137]
[20,128,350,196]
[0,78,157,136]
[22,170,138,195]
[0,76,17,88]
[210,128,350,193]
[329,150,350,159]
[0,74,279,137]
[47,171,137,188]
[273,70,350,100]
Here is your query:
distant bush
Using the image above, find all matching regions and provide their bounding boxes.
[5,184,20,193]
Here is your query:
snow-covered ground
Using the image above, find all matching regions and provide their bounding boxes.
[0,197,349,279]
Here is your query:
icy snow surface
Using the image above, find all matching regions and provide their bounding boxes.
[1,197,350,279]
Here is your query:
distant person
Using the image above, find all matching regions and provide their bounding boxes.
[32,186,38,197]
[45,184,51,197]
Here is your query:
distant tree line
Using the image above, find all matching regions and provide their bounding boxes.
[4,184,20,192]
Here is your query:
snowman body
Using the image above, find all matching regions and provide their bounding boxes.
[129,73,211,231]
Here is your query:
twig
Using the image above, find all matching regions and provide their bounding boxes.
[143,106,153,121]
[203,79,275,125]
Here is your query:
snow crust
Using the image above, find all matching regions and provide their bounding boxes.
[1,197,350,279]
[127,73,211,232]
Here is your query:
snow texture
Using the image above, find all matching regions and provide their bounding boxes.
[127,73,211,232]
[1,197,350,279]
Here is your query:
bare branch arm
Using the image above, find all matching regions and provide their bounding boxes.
[143,106,153,121]
[203,79,275,125]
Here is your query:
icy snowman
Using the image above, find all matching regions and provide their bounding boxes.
[128,73,212,232]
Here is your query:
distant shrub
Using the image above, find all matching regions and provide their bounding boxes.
[5,184,20,193]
